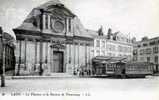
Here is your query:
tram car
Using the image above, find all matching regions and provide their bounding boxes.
[92,56,154,78]
[125,62,154,77]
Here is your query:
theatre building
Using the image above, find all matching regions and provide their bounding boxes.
[13,0,94,75]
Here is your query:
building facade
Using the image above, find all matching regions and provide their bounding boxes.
[13,0,94,75]
[0,27,16,75]
[133,37,159,72]
[87,28,133,61]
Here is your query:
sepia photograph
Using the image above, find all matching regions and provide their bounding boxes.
[0,0,159,100]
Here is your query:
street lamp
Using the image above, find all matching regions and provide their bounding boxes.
[39,8,44,76]
[0,27,5,87]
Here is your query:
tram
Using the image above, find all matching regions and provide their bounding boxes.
[92,56,154,78]
[125,62,154,77]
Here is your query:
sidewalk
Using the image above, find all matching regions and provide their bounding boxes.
[0,73,79,80]
[153,72,159,76]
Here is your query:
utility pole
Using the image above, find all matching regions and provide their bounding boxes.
[0,27,5,87]
[39,9,44,76]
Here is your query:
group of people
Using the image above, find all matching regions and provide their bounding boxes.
[73,67,92,77]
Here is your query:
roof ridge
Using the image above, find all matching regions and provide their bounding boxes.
[36,0,62,9]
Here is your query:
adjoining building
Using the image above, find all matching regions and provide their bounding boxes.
[133,36,159,73]
[87,27,134,61]
[0,27,16,75]
[13,0,94,76]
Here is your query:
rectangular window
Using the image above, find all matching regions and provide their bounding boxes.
[118,46,122,52]
[96,50,100,56]
[111,45,115,51]
[140,57,144,61]
[149,41,156,45]
[146,48,151,54]
[143,43,148,46]
[133,49,137,55]
[101,50,105,56]
[155,56,158,64]
[45,15,48,29]
[102,41,105,48]
[133,56,137,61]
[147,57,150,62]
[108,53,111,56]
[69,18,71,32]
[96,40,100,47]
[153,47,158,53]
[139,49,144,55]
[137,45,141,48]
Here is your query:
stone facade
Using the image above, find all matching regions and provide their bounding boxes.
[133,37,159,72]
[13,0,94,75]
[87,28,133,61]
[0,27,15,75]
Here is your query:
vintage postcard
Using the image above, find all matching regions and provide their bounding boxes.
[0,0,159,100]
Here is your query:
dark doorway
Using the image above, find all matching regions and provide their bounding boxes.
[53,51,64,73]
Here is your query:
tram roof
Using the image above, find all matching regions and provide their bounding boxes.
[126,61,154,65]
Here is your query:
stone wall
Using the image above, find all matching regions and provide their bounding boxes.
[15,39,93,76]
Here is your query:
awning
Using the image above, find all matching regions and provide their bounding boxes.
[92,56,127,64]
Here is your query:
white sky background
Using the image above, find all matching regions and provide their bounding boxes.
[0,0,159,40]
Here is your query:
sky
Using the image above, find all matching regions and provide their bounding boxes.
[0,0,159,40]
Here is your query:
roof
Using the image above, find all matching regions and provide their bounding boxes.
[126,62,154,65]
[24,0,67,24]
[86,29,98,36]
[72,18,94,38]
[13,1,93,40]
[36,0,75,17]
[37,0,62,10]
[15,22,40,32]
[85,29,109,39]
[14,0,75,32]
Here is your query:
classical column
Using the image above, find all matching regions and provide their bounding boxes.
[39,40,43,75]
[48,15,51,29]
[69,44,71,64]
[88,45,90,69]
[64,18,67,34]
[34,39,37,70]
[68,18,71,32]
[43,14,46,30]
[51,40,54,73]
[71,19,73,33]
[73,42,76,73]
[85,43,87,67]
[45,42,48,64]
[66,18,69,33]
[17,40,21,75]
[78,42,80,66]
[47,42,51,73]
[24,38,27,70]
